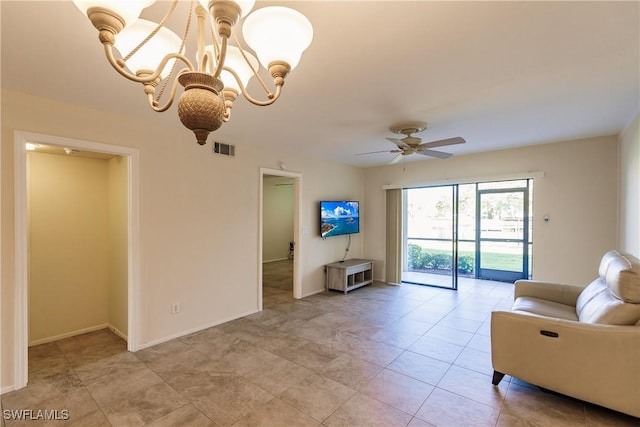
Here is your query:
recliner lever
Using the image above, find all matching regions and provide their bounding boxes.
[540,330,559,338]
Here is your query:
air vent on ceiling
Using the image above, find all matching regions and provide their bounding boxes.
[213,142,235,157]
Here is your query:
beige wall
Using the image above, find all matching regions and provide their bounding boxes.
[107,156,129,337]
[263,177,294,262]
[28,152,110,344]
[1,90,365,390]
[619,113,640,257]
[363,136,619,286]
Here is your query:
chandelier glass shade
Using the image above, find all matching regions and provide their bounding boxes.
[115,19,185,79]
[72,0,313,145]
[242,6,313,70]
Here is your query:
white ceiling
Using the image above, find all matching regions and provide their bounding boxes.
[2,1,638,167]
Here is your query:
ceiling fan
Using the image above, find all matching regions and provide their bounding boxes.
[358,121,466,164]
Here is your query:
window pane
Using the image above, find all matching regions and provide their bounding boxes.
[406,186,453,239]
[479,192,525,240]
[479,241,524,272]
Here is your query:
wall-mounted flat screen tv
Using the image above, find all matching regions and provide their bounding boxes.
[320,201,360,238]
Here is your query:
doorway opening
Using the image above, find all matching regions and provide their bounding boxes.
[13,131,140,390]
[401,179,533,289]
[262,175,294,305]
[258,168,302,310]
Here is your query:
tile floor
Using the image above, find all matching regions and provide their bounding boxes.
[2,261,638,426]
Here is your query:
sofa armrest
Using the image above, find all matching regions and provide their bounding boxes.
[491,311,640,417]
[514,280,584,306]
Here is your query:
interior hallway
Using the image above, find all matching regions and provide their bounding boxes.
[263,259,295,308]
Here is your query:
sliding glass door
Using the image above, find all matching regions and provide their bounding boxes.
[402,185,458,289]
[401,179,533,289]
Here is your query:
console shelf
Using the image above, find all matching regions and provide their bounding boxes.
[326,259,373,294]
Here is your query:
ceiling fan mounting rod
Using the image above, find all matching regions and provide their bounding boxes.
[389,121,428,136]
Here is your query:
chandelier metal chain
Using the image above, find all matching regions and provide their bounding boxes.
[153,1,193,104]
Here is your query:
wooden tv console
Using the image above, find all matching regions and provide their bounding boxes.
[326,259,373,294]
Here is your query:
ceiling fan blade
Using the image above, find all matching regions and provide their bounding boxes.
[418,149,453,159]
[355,149,401,156]
[419,137,466,149]
[388,153,404,164]
[386,137,411,150]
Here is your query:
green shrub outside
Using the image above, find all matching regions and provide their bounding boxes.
[457,256,474,274]
[408,244,474,274]
[407,243,526,275]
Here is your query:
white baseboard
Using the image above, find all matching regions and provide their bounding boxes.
[29,323,110,347]
[134,308,260,351]
[1,384,17,395]
[263,257,290,263]
[107,324,128,342]
[301,287,326,298]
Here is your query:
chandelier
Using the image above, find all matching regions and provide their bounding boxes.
[72,0,313,145]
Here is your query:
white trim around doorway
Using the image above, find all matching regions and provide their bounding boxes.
[12,131,140,391]
[259,168,303,309]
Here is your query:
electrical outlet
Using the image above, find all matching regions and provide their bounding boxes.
[171,302,180,314]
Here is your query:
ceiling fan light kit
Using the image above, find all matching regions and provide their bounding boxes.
[72,0,313,145]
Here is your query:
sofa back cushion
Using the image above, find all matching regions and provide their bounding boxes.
[598,250,620,279]
[576,251,640,325]
[605,252,640,303]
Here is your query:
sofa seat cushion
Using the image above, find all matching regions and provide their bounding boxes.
[512,296,579,321]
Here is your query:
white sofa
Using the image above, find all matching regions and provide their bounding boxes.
[491,250,640,417]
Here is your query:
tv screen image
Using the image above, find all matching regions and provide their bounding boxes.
[320,201,360,238]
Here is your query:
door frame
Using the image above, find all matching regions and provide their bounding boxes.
[258,168,302,308]
[13,131,140,390]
